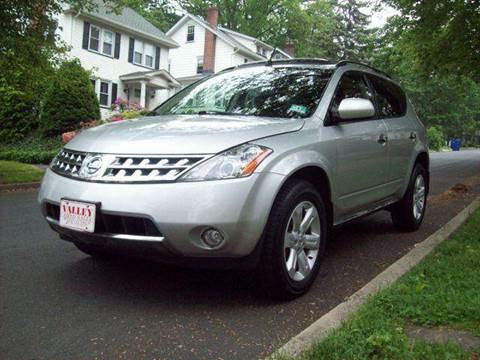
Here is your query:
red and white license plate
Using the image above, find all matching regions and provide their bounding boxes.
[59,199,96,233]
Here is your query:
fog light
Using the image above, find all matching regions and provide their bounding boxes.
[201,228,225,249]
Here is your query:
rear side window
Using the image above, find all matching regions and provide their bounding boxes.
[368,75,407,117]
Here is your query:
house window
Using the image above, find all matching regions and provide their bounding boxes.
[196,56,204,74]
[133,40,155,68]
[89,25,114,57]
[145,43,154,68]
[89,25,100,52]
[91,79,112,107]
[102,30,113,56]
[134,88,141,98]
[99,81,110,106]
[187,25,195,42]
[134,40,143,65]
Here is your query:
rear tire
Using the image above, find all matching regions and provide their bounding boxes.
[258,180,328,300]
[391,164,427,232]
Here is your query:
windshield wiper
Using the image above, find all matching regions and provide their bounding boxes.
[196,110,232,115]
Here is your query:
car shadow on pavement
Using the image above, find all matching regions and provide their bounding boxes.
[56,211,402,308]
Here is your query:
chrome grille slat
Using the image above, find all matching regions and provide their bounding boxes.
[50,149,208,183]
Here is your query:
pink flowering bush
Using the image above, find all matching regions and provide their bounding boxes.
[110,98,144,113]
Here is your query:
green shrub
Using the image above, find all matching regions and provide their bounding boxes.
[0,149,58,164]
[40,60,100,136]
[0,131,62,164]
[427,126,445,151]
[0,84,37,143]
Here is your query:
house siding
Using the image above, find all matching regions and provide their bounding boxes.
[168,19,207,79]
[56,13,172,117]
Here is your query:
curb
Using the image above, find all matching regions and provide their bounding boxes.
[0,182,41,192]
[273,195,480,359]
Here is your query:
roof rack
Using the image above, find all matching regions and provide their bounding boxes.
[224,58,391,78]
[335,60,391,78]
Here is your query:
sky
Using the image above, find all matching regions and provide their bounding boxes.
[367,4,399,28]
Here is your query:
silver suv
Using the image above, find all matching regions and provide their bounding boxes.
[39,59,429,299]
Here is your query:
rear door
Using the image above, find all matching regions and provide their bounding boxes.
[367,75,414,193]
[329,71,390,212]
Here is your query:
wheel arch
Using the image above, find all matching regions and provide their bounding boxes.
[414,151,430,193]
[278,165,334,227]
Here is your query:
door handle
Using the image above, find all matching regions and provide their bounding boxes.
[377,134,388,145]
[409,132,417,140]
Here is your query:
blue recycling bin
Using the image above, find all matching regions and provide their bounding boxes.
[451,138,461,151]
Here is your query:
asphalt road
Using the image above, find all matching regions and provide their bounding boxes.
[1,150,480,360]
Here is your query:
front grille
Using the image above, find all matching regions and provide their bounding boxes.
[51,149,86,177]
[102,155,205,181]
[45,203,162,237]
[50,149,208,182]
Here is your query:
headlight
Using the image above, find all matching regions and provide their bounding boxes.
[179,143,272,182]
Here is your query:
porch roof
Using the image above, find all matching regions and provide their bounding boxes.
[119,69,181,89]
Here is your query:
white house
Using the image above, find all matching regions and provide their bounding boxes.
[56,1,181,118]
[166,8,292,86]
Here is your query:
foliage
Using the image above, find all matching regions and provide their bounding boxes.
[0,131,63,164]
[383,0,480,82]
[298,208,480,359]
[331,0,373,61]
[119,0,181,31]
[40,60,100,136]
[0,150,59,164]
[0,160,45,184]
[426,126,445,151]
[0,82,37,143]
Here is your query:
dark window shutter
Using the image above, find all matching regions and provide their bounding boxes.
[111,83,118,105]
[82,22,90,49]
[114,33,121,59]
[128,38,134,63]
[155,47,161,70]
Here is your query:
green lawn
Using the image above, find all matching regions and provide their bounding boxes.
[297,208,480,360]
[0,160,45,184]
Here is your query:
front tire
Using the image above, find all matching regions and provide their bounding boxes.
[258,180,328,300]
[391,164,428,231]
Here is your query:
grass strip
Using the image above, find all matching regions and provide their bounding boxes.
[298,208,480,359]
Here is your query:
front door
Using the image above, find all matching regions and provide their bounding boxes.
[329,71,390,212]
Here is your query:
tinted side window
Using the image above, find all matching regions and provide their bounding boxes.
[330,72,374,119]
[369,75,407,117]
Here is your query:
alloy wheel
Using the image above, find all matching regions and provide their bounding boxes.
[283,201,321,282]
[413,174,426,220]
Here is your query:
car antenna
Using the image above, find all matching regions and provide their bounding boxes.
[267,48,277,66]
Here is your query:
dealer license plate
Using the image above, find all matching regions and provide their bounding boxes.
[59,199,96,233]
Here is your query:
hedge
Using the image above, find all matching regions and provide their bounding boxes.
[0,149,58,164]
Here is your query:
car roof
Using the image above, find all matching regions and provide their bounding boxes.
[228,58,392,80]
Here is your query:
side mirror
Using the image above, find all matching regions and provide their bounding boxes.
[337,98,375,121]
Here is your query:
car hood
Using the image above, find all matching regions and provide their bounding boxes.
[65,115,304,154]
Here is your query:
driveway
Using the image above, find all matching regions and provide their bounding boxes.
[1,149,480,360]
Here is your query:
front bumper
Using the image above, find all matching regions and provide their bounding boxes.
[38,169,284,258]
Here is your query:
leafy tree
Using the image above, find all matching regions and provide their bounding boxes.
[119,0,181,31]
[426,126,445,151]
[40,60,100,136]
[383,0,480,81]
[330,0,373,61]
[292,0,340,59]
[0,0,119,142]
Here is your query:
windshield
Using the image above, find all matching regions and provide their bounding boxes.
[151,66,333,119]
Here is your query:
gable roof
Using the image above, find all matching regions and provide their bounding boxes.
[67,1,178,48]
[167,14,291,60]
